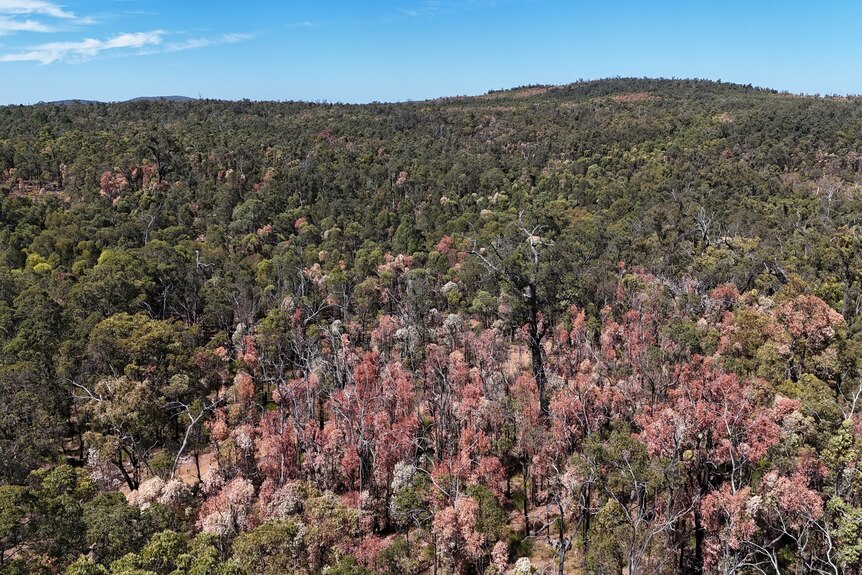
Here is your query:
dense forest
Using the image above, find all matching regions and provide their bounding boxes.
[2,77,862,575]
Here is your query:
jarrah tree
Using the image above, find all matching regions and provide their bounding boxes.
[471,211,566,416]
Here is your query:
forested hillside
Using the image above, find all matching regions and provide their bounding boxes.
[2,78,862,575]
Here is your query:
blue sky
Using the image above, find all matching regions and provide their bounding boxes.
[0,0,860,104]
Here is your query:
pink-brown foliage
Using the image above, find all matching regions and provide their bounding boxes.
[701,484,755,569]
[255,410,297,484]
[637,357,781,473]
[775,294,844,350]
[327,352,417,491]
[198,476,256,537]
[432,496,484,573]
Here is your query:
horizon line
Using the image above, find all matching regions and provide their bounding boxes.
[4,76,862,107]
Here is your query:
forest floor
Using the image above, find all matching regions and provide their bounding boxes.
[119,451,215,498]
[506,495,583,575]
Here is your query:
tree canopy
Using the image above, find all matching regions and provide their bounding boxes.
[3,78,862,574]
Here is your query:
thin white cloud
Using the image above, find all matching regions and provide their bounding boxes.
[0,15,50,34]
[0,30,163,63]
[394,0,517,20]
[0,0,76,19]
[285,21,316,29]
[163,32,253,53]
[222,32,253,42]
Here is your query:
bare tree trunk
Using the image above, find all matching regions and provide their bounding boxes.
[694,506,704,575]
[194,446,201,482]
[527,283,549,416]
[557,499,568,575]
[523,461,530,536]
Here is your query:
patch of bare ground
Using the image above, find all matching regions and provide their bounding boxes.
[175,451,216,485]
[481,86,553,100]
[507,485,584,574]
[504,344,531,376]
[118,451,216,500]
